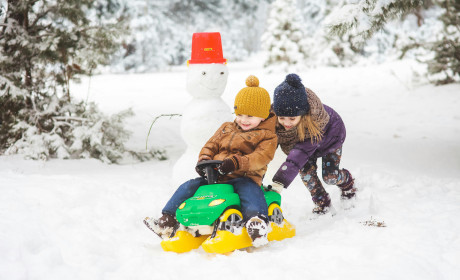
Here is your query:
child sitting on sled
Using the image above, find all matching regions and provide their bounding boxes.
[144,75,277,247]
[269,74,356,215]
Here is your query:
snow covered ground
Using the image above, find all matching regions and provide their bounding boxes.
[1,57,460,280]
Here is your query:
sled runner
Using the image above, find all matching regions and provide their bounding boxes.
[153,160,295,254]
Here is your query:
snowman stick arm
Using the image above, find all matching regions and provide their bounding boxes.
[145,113,182,150]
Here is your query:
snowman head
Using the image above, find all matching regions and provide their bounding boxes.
[186,32,228,98]
[186,64,228,98]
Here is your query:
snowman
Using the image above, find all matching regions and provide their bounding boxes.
[172,32,233,186]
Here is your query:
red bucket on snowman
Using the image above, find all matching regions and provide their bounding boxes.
[187,32,227,65]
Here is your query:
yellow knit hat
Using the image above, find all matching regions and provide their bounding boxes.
[234,75,271,119]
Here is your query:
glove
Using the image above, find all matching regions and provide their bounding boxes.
[267,182,284,193]
[218,156,240,175]
[195,164,206,178]
[195,155,211,178]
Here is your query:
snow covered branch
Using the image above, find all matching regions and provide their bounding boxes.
[325,0,424,45]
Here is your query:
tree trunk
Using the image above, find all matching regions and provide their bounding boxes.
[8,0,32,89]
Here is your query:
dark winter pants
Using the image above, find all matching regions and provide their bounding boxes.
[162,176,268,222]
[299,147,350,207]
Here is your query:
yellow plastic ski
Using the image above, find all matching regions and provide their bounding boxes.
[267,204,296,241]
[202,209,252,254]
[160,205,295,254]
[202,228,253,254]
[160,231,209,253]
[202,206,296,254]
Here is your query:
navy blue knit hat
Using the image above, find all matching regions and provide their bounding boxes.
[273,74,309,117]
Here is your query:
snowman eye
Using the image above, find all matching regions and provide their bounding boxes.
[202,72,206,75]
[220,72,224,75]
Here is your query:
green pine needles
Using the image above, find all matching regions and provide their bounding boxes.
[327,0,424,45]
[327,0,459,84]
[0,0,165,163]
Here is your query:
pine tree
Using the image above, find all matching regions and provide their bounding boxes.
[114,0,269,72]
[0,1,164,162]
[0,0,124,95]
[327,0,424,46]
[217,0,266,59]
[326,0,460,84]
[112,0,188,72]
[425,0,460,84]
[261,0,308,71]
[296,0,362,67]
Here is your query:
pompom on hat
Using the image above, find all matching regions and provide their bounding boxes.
[273,73,309,117]
[234,75,271,119]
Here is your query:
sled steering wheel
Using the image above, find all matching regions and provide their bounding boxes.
[196,160,223,185]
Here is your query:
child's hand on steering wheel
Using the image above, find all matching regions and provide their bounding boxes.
[217,156,240,175]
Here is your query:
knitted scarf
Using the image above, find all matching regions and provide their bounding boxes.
[277,88,330,155]
[277,127,300,155]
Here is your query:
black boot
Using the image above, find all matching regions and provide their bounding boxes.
[338,169,356,200]
[312,199,331,215]
[312,191,331,215]
[144,213,178,239]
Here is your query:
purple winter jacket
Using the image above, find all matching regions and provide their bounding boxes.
[272,105,346,188]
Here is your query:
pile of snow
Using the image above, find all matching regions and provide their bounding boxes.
[1,57,459,280]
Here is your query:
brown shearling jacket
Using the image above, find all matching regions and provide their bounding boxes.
[198,113,277,185]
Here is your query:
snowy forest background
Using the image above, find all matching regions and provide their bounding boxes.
[1,0,459,162]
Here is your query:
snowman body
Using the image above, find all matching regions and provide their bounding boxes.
[172,63,233,186]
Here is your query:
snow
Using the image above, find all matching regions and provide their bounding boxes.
[1,55,460,280]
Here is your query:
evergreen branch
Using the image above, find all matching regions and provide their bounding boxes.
[30,7,55,28]
[326,0,424,44]
[51,121,75,133]
[52,116,88,122]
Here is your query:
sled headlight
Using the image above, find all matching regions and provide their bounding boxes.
[209,199,225,207]
[178,202,186,210]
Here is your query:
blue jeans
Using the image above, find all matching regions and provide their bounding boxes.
[162,177,268,222]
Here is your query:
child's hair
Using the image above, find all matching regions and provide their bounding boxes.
[300,114,323,143]
[277,113,323,143]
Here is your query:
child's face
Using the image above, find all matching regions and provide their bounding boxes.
[235,114,264,131]
[278,116,301,130]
